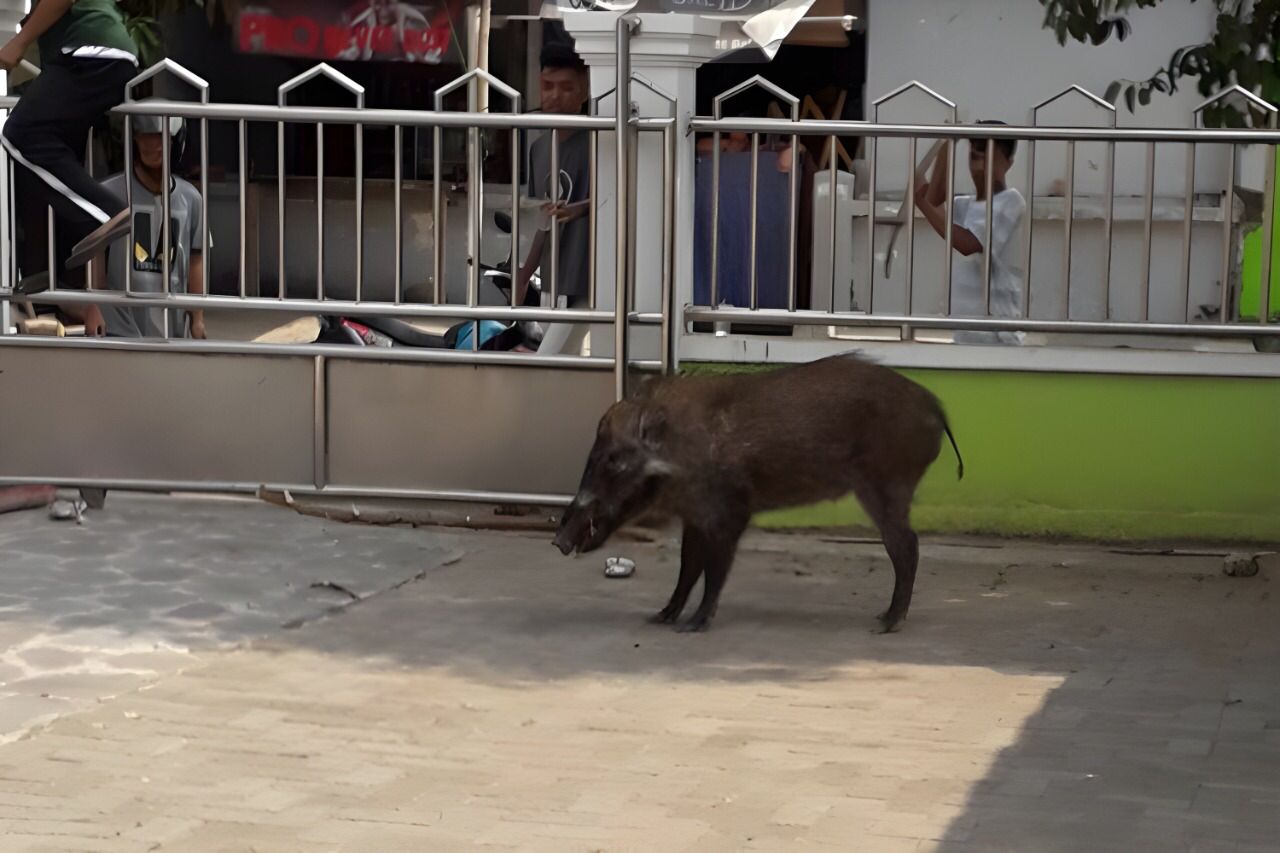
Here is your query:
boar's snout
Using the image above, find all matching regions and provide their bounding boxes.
[553,496,596,556]
[552,524,577,556]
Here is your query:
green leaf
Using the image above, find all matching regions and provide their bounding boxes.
[1125,86,1137,113]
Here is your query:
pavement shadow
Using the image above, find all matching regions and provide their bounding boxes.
[0,494,462,651]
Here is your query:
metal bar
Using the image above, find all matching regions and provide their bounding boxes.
[661,122,675,374]
[1181,142,1195,322]
[26,289,627,322]
[117,101,616,131]
[1102,140,1116,319]
[1140,141,1155,321]
[749,132,760,309]
[354,122,364,302]
[946,138,957,315]
[589,128,599,309]
[866,136,877,313]
[686,115,1280,145]
[316,122,325,301]
[0,330,638,364]
[0,142,10,334]
[710,132,722,309]
[904,136,917,316]
[787,129,799,311]
[200,115,209,299]
[984,138,994,315]
[1221,145,1236,322]
[627,114,639,315]
[394,126,403,304]
[124,114,134,294]
[433,125,443,304]
[1259,137,1276,325]
[115,101,1280,143]
[277,119,286,298]
[46,208,56,293]
[1062,140,1074,319]
[828,137,838,313]
[510,124,520,310]
[614,16,636,401]
[313,355,327,489]
[238,118,247,299]
[0,476,578,507]
[162,114,173,339]
[549,130,560,305]
[467,123,481,312]
[84,128,96,291]
[680,305,1280,337]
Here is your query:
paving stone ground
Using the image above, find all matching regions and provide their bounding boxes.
[0,494,460,744]
[0,496,1276,852]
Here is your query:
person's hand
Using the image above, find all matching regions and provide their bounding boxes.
[543,201,586,223]
[189,313,207,340]
[0,37,27,71]
[82,305,105,337]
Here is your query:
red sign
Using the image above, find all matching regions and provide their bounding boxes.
[237,1,458,64]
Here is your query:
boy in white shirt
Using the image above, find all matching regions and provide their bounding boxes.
[915,121,1026,344]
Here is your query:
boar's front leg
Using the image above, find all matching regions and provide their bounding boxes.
[678,513,749,634]
[647,523,705,625]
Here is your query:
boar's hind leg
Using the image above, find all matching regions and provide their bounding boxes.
[678,515,749,634]
[648,523,704,624]
[854,481,920,633]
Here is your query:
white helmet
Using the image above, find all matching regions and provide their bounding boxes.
[132,115,187,164]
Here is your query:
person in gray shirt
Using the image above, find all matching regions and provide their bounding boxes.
[98,114,207,339]
[517,42,592,355]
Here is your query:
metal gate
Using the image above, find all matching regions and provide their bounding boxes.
[4,15,1279,504]
[0,19,672,506]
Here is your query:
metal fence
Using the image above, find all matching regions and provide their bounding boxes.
[0,19,677,399]
[686,80,1280,343]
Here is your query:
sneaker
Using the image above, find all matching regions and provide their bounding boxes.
[66,208,130,270]
[49,499,85,522]
[15,270,51,295]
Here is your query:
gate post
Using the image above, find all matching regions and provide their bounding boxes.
[613,15,637,401]
[565,11,722,378]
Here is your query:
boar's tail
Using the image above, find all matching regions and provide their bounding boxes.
[938,409,965,481]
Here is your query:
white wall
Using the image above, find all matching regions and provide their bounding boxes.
[865,0,1230,197]
[847,0,1260,322]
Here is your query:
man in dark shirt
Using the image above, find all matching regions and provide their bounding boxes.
[517,42,592,355]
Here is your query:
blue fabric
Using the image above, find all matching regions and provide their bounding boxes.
[693,151,792,309]
[453,320,509,350]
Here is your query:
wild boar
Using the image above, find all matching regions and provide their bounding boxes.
[553,353,963,633]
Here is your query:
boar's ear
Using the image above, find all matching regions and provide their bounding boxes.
[637,406,667,451]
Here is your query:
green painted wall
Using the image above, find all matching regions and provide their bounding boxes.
[683,362,1280,543]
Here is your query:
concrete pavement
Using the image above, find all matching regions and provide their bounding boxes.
[0,495,1276,851]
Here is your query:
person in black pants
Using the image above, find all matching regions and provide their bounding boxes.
[1,0,137,336]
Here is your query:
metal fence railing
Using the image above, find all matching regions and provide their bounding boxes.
[686,80,1280,343]
[0,18,678,397]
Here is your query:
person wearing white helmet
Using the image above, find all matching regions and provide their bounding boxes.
[97,113,208,339]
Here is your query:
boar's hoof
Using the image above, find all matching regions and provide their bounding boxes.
[677,617,712,633]
[876,611,905,634]
[647,608,680,625]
